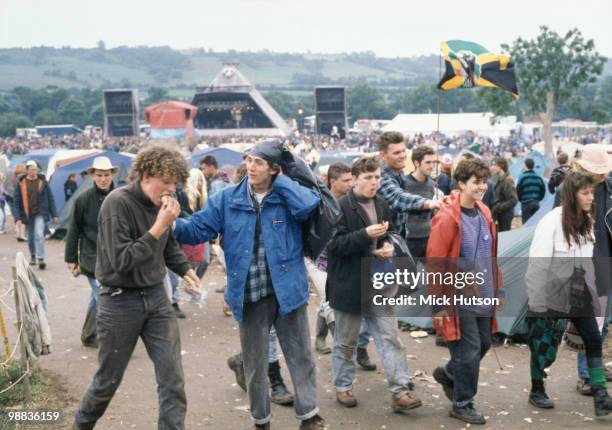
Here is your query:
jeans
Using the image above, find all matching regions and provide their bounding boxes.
[577,307,611,379]
[167,270,180,305]
[305,258,334,324]
[521,200,540,224]
[81,277,99,346]
[268,327,279,363]
[445,310,492,407]
[332,309,412,398]
[239,295,318,425]
[26,214,45,260]
[74,284,186,430]
[357,319,371,349]
[496,210,513,232]
[0,201,6,231]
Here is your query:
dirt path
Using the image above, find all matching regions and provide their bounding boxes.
[0,235,610,429]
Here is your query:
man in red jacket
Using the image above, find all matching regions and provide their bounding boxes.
[426,158,504,425]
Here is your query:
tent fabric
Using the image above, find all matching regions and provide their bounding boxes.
[144,101,197,129]
[383,112,517,139]
[150,129,188,140]
[189,147,244,169]
[49,151,134,213]
[52,163,130,239]
[46,149,100,178]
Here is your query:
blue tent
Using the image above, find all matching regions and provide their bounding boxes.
[189,148,244,169]
[12,149,59,172]
[49,151,134,212]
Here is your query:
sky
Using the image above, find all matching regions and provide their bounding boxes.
[1,0,610,57]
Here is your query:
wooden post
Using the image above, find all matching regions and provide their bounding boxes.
[12,266,32,403]
[0,300,11,360]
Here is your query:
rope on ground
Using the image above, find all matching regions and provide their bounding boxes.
[0,296,16,314]
[0,357,30,395]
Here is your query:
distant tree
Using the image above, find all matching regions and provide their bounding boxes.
[58,97,86,126]
[34,108,62,125]
[484,26,605,158]
[0,112,32,137]
[593,75,612,123]
[264,91,296,119]
[348,82,394,119]
[146,87,169,104]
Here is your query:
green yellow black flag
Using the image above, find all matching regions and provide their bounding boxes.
[436,40,519,100]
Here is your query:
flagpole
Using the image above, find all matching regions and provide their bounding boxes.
[434,48,442,197]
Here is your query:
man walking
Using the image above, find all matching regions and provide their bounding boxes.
[14,160,58,269]
[378,132,440,249]
[490,157,518,232]
[327,156,422,413]
[175,140,325,430]
[403,145,437,258]
[516,158,546,224]
[65,156,117,348]
[73,147,200,430]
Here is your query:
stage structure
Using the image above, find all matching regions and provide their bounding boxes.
[191,63,291,137]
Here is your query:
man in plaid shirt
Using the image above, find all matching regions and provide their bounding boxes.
[377,132,441,242]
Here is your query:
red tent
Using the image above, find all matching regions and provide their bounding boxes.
[144,101,198,137]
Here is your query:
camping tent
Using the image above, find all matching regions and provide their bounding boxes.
[189,147,244,169]
[49,151,134,212]
[52,163,130,239]
[145,101,198,139]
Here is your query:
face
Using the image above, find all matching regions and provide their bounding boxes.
[245,155,276,190]
[353,168,381,199]
[27,165,37,177]
[92,169,113,191]
[330,172,353,197]
[200,164,214,179]
[141,173,178,206]
[489,163,501,176]
[459,176,488,202]
[576,186,594,212]
[380,142,406,171]
[415,154,436,177]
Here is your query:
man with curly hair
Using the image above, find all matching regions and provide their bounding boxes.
[74,146,201,430]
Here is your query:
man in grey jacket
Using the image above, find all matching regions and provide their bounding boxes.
[73,147,201,430]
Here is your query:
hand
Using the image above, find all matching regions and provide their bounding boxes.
[182,269,201,296]
[52,217,58,224]
[432,309,451,326]
[157,197,180,228]
[496,297,506,311]
[366,221,389,239]
[67,263,79,275]
[373,241,394,259]
[425,199,442,210]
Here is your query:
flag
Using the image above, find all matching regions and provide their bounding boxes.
[437,40,519,100]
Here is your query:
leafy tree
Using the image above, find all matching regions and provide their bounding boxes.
[34,108,62,125]
[348,82,394,119]
[484,26,605,158]
[146,87,169,104]
[58,97,86,126]
[0,112,32,137]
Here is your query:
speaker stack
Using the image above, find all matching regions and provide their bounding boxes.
[103,89,140,137]
[314,86,347,138]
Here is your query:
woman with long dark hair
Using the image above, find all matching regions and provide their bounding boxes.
[526,171,612,416]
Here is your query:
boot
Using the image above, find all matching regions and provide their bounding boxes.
[592,386,612,417]
[450,403,486,425]
[299,414,327,429]
[528,379,554,409]
[433,366,453,402]
[227,353,246,392]
[315,316,331,354]
[80,305,98,348]
[356,347,376,371]
[268,360,293,406]
[255,423,270,430]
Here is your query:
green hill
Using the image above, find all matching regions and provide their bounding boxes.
[0,46,439,92]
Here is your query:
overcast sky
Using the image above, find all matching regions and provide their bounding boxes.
[1,0,610,57]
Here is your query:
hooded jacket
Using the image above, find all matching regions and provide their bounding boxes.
[426,190,503,341]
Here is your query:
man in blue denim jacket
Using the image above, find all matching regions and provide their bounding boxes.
[174,140,326,430]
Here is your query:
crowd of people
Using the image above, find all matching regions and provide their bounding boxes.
[2,129,611,429]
